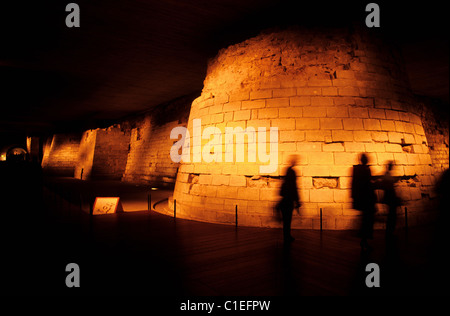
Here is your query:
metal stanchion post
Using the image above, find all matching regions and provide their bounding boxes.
[174,199,176,220]
[320,208,323,232]
[148,193,151,212]
[405,206,408,234]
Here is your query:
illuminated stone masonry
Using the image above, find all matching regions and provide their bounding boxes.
[171,26,448,229]
[42,133,81,177]
[122,94,192,185]
[121,115,186,185]
[42,95,192,185]
[74,125,131,180]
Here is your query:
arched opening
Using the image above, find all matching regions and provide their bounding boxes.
[6,147,28,162]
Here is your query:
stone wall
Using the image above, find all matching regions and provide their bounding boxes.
[418,97,449,176]
[42,133,81,176]
[42,95,192,183]
[92,126,131,180]
[122,95,193,186]
[171,26,445,229]
[26,136,40,161]
[74,125,130,180]
[74,129,96,180]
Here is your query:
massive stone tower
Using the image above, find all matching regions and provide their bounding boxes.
[170,26,445,229]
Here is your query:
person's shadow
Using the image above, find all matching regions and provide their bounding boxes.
[276,155,301,244]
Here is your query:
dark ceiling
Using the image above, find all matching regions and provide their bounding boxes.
[1,0,448,142]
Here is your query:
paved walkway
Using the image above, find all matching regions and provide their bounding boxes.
[43,177,173,213]
[2,176,448,296]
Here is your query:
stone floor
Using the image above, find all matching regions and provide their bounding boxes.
[2,177,449,297]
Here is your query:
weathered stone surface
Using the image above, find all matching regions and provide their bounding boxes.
[313,177,339,189]
[167,26,446,229]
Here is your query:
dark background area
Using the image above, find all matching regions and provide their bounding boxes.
[0,0,448,146]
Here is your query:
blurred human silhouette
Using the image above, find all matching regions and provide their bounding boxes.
[351,153,376,251]
[278,155,301,243]
[380,161,401,242]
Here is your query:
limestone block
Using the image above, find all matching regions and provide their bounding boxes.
[224,112,233,122]
[419,154,432,165]
[273,88,297,98]
[385,143,403,153]
[331,130,353,142]
[403,133,416,144]
[229,91,249,102]
[205,186,218,197]
[311,97,334,106]
[380,119,396,131]
[242,100,265,110]
[305,130,331,142]
[209,104,223,114]
[327,106,349,118]
[296,142,321,152]
[266,98,290,108]
[271,119,296,130]
[299,189,310,203]
[279,107,302,118]
[323,142,345,152]
[395,121,406,132]
[363,119,381,130]
[322,87,338,96]
[343,118,364,130]
[229,175,247,187]
[296,118,320,130]
[336,97,357,106]
[344,142,366,152]
[330,165,352,177]
[198,174,213,185]
[216,186,238,199]
[376,152,394,165]
[403,122,416,134]
[258,108,278,119]
[388,132,403,144]
[371,131,389,142]
[308,78,332,87]
[302,165,330,177]
[290,96,311,106]
[320,118,343,130]
[385,109,400,120]
[310,188,334,202]
[259,188,279,201]
[280,130,305,142]
[368,108,386,119]
[223,101,241,112]
[332,79,354,87]
[414,124,425,136]
[237,187,260,200]
[334,152,358,165]
[297,87,321,95]
[320,203,343,216]
[234,110,251,121]
[338,87,360,96]
[307,152,334,165]
[303,107,327,118]
[348,107,369,118]
[250,90,272,100]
